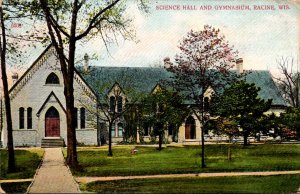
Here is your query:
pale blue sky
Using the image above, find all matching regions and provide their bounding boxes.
[10,0,300,76]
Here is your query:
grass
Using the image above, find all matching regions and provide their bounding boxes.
[1,182,31,193]
[68,144,300,176]
[81,174,300,193]
[0,148,44,180]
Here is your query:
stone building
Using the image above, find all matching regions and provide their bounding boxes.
[2,46,98,147]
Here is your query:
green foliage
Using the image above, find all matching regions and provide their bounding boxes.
[123,105,140,143]
[0,149,44,179]
[82,175,300,193]
[278,107,300,139]
[206,117,239,140]
[141,89,188,129]
[1,182,31,193]
[210,80,272,145]
[139,89,189,149]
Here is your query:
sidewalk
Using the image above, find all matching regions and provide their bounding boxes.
[27,148,80,193]
[75,170,300,183]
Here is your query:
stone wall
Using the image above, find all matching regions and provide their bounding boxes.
[76,129,98,145]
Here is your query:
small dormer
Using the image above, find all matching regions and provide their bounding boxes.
[151,84,162,94]
[204,86,215,100]
[108,82,126,113]
[204,86,215,112]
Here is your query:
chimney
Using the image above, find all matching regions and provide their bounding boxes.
[12,72,19,84]
[83,53,89,72]
[236,58,243,74]
[163,57,172,69]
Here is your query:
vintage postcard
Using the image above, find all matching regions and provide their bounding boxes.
[0,0,299,193]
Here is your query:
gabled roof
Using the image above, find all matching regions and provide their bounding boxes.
[37,91,66,116]
[244,70,286,106]
[9,45,98,102]
[81,66,286,106]
[9,44,52,94]
[81,66,173,101]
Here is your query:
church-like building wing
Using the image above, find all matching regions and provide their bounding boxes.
[2,46,98,147]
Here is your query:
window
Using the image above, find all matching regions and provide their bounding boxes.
[80,108,85,129]
[46,73,60,84]
[111,124,115,137]
[143,123,149,136]
[204,97,210,112]
[19,107,24,129]
[158,103,164,113]
[118,123,123,137]
[27,107,32,129]
[168,124,174,136]
[110,96,115,112]
[117,96,123,113]
[74,108,78,128]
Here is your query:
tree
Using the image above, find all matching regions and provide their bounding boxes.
[210,80,272,145]
[0,1,51,172]
[278,107,300,140]
[274,57,300,108]
[165,25,239,167]
[206,117,239,142]
[79,67,145,156]
[140,88,189,150]
[0,3,16,172]
[36,0,148,166]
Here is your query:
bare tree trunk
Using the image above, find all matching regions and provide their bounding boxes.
[158,133,162,151]
[65,84,78,167]
[0,6,15,172]
[201,124,205,167]
[65,11,78,167]
[0,96,2,141]
[108,122,113,156]
[39,0,79,168]
[243,129,248,146]
[200,94,206,168]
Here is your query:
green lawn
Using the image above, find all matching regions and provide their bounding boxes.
[69,144,300,176]
[81,174,300,193]
[0,148,44,180]
[1,182,31,193]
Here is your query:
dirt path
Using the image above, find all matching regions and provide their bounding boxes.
[75,170,300,184]
[27,148,80,193]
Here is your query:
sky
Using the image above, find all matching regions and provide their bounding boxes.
[3,0,300,87]
[81,0,299,72]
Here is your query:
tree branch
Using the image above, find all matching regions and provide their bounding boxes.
[75,0,121,40]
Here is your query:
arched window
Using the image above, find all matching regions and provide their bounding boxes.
[117,96,122,113]
[158,103,164,113]
[204,97,210,112]
[168,124,175,136]
[111,123,115,137]
[46,73,60,84]
[143,123,149,136]
[110,96,115,112]
[45,106,60,118]
[19,107,24,129]
[118,123,123,137]
[74,108,78,129]
[80,107,85,129]
[27,107,32,129]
